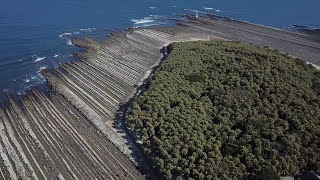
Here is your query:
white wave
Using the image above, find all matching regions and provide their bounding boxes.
[17,91,26,96]
[59,32,72,38]
[149,6,157,9]
[184,9,208,18]
[149,14,164,18]
[203,7,214,10]
[79,28,96,31]
[25,79,30,83]
[131,15,167,27]
[67,39,73,46]
[31,76,36,80]
[138,23,162,27]
[39,66,47,70]
[34,57,46,62]
[185,8,206,14]
[131,18,155,24]
[73,31,80,34]
[54,54,60,57]
[215,9,221,12]
[18,59,23,62]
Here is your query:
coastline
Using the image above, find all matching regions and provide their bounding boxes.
[1,15,320,179]
[307,62,320,70]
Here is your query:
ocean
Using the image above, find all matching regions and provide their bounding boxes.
[1,0,320,100]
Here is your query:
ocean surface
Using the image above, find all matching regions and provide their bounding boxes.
[1,0,320,100]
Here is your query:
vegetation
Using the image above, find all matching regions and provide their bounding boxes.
[128,41,320,179]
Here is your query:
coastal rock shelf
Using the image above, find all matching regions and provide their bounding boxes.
[0,90,144,180]
[178,15,320,64]
[0,26,209,179]
[1,15,320,179]
[42,27,209,163]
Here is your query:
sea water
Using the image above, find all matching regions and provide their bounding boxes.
[1,0,320,100]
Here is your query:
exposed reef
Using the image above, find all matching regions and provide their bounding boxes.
[177,15,320,65]
[0,90,144,179]
[0,15,320,179]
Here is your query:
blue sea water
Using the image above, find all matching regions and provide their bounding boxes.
[1,0,320,100]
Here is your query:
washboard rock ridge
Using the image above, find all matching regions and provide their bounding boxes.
[0,21,210,179]
[42,27,210,162]
[1,14,320,179]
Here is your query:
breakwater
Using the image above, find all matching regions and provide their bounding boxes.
[0,15,320,179]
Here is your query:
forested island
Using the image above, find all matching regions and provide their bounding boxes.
[128,41,320,179]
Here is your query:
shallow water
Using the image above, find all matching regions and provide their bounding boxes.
[1,0,320,100]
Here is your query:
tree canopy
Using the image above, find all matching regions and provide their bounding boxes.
[128,41,320,179]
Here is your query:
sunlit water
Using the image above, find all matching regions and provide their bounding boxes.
[1,0,320,100]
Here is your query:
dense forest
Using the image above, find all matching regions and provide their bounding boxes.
[128,41,320,179]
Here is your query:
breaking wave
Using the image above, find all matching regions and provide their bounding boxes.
[203,7,221,12]
[131,18,155,24]
[39,66,47,71]
[131,15,167,27]
[203,7,214,10]
[79,28,96,31]
[34,56,46,62]
[67,39,73,46]
[54,54,60,58]
[59,32,72,38]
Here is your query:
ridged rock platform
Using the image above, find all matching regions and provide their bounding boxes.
[1,15,320,179]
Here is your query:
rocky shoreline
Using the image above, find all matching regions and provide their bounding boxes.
[0,15,320,179]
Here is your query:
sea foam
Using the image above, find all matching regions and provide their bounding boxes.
[54,54,60,58]
[59,32,72,38]
[131,15,166,27]
[79,28,96,31]
[39,66,47,70]
[204,7,214,10]
[34,57,46,62]
[203,7,221,12]
[67,39,73,46]
[131,18,155,24]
